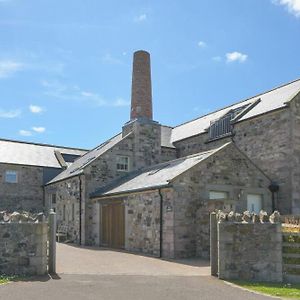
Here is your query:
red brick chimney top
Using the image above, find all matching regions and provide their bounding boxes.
[130,50,153,120]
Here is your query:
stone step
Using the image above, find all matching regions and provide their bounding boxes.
[283,242,300,247]
[282,232,300,237]
[283,253,300,258]
[283,263,300,269]
[283,274,300,284]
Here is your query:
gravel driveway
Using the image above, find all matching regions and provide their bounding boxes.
[0,243,276,300]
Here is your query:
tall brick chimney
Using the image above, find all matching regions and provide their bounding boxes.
[130,50,153,120]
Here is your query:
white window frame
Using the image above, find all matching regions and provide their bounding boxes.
[247,194,263,214]
[116,156,130,172]
[209,191,229,200]
[5,170,18,183]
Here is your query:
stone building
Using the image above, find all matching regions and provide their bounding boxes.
[1,49,300,258]
[90,142,271,258]
[0,139,87,212]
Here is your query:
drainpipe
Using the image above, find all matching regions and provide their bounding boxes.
[269,181,279,212]
[158,189,163,258]
[79,175,82,245]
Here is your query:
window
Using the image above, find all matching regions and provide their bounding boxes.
[209,114,233,140]
[72,203,75,221]
[247,194,262,214]
[209,191,235,212]
[52,194,56,204]
[5,170,18,183]
[63,205,66,221]
[209,191,228,200]
[116,156,129,172]
[208,105,249,140]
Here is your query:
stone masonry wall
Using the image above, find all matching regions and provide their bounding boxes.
[161,147,177,162]
[0,222,48,275]
[45,176,82,243]
[86,120,162,245]
[218,217,282,282]
[171,143,271,259]
[122,118,162,170]
[290,92,300,213]
[174,108,293,214]
[96,188,174,258]
[0,164,44,212]
[234,109,292,214]
[125,191,161,256]
[84,135,134,245]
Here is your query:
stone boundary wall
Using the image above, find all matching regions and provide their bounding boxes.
[214,211,282,282]
[0,212,48,276]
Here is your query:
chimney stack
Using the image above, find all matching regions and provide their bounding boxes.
[130,50,153,120]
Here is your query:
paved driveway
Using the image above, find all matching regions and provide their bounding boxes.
[0,243,276,300]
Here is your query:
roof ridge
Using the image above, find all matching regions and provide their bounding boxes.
[137,143,225,173]
[173,77,300,129]
[0,137,89,151]
[73,132,122,161]
[161,124,174,129]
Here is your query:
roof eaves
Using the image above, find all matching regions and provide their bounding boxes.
[0,138,89,152]
[44,170,84,186]
[45,131,133,185]
[91,183,171,200]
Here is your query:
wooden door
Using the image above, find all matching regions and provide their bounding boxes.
[101,202,125,249]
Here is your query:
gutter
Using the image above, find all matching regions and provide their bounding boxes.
[79,175,82,245]
[158,188,163,258]
[90,184,171,201]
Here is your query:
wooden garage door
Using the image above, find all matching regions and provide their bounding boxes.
[101,202,125,249]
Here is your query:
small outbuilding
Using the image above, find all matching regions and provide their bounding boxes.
[90,142,272,259]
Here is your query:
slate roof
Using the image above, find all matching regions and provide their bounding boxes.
[91,143,230,199]
[46,132,132,185]
[47,124,174,185]
[171,78,300,143]
[0,139,87,169]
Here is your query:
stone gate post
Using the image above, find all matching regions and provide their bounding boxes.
[48,209,57,274]
[210,212,218,276]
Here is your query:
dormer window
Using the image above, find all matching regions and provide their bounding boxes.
[116,156,129,172]
[209,113,233,140]
[208,104,251,140]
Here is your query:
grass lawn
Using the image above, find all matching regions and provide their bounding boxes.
[0,275,11,285]
[230,281,300,299]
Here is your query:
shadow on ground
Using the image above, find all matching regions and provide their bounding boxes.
[59,242,210,268]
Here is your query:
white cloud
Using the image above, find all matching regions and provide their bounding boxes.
[19,130,32,136]
[0,60,24,78]
[101,53,123,65]
[29,105,44,114]
[112,98,130,107]
[198,41,207,48]
[226,51,248,63]
[134,14,147,22]
[42,80,128,108]
[32,126,45,133]
[0,109,21,118]
[273,0,300,17]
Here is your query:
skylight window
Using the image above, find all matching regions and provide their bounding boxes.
[148,164,170,175]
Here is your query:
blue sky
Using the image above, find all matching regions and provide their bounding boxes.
[0,0,299,149]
